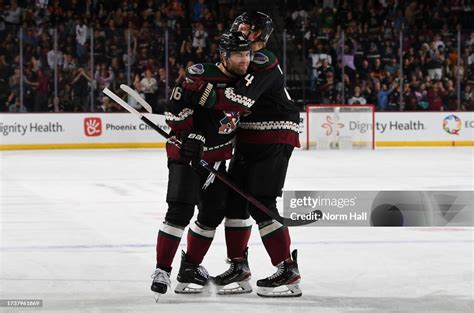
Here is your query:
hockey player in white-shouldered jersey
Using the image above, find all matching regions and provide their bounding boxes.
[150,31,253,301]
[182,11,302,298]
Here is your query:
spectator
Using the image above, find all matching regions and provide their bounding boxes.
[370,58,384,81]
[48,96,64,112]
[156,67,168,113]
[461,85,472,110]
[179,40,194,65]
[9,96,26,112]
[426,52,444,80]
[444,79,457,110]
[319,71,337,104]
[95,64,115,89]
[71,67,92,112]
[348,86,367,104]
[27,68,50,112]
[192,23,208,49]
[463,91,474,111]
[49,0,65,26]
[384,58,399,77]
[140,68,158,111]
[47,46,63,70]
[403,84,418,111]
[0,55,11,111]
[316,58,334,87]
[201,8,215,30]
[465,32,474,47]
[376,81,397,111]
[4,0,22,25]
[358,59,370,81]
[308,40,332,88]
[75,18,88,64]
[63,54,77,72]
[7,68,21,106]
[427,81,446,111]
[167,0,185,19]
[192,0,207,22]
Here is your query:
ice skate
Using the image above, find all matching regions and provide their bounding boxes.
[256,250,302,297]
[174,250,211,294]
[151,267,171,302]
[212,247,252,295]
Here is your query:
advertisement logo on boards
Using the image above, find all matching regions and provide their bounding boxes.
[442,115,461,135]
[322,115,344,136]
[84,118,102,137]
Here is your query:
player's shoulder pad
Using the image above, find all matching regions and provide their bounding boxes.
[185,63,221,79]
[250,49,278,72]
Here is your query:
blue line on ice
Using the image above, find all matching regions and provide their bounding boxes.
[1,240,472,251]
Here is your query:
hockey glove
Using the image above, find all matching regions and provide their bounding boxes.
[180,131,206,165]
[182,78,216,108]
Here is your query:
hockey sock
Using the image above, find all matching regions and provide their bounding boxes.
[186,221,216,265]
[224,218,252,259]
[259,220,291,266]
[156,221,185,271]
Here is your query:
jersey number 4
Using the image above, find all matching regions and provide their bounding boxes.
[244,74,254,87]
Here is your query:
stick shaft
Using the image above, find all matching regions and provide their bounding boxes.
[103,87,310,226]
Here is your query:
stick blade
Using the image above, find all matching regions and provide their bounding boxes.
[120,84,153,113]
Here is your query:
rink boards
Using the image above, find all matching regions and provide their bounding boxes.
[0,112,473,150]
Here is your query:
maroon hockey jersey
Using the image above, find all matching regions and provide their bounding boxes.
[165,63,241,162]
[212,49,301,148]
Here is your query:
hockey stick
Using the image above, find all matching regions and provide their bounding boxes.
[103,87,316,227]
[120,84,153,113]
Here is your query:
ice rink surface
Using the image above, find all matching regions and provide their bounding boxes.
[1,147,473,313]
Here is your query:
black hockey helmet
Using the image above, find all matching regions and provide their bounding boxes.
[218,30,251,59]
[231,11,274,43]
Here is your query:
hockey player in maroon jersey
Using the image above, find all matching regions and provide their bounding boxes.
[150,31,252,300]
[182,11,302,297]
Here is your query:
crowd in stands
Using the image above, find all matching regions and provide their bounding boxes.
[0,0,473,113]
[0,0,243,113]
[284,0,474,111]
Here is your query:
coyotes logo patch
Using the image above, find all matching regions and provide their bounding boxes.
[252,52,269,65]
[218,112,239,134]
[188,63,205,75]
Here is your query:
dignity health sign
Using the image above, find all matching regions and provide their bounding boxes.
[298,111,474,148]
[0,112,473,150]
[0,113,168,149]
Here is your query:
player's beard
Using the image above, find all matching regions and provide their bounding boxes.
[225,61,248,76]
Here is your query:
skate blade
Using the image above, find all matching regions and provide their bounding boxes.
[216,280,253,295]
[153,292,164,303]
[256,283,302,298]
[174,282,211,294]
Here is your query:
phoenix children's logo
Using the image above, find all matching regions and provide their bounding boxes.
[443,115,461,135]
[322,115,344,136]
[84,118,102,137]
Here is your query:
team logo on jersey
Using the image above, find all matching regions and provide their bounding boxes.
[218,112,239,134]
[252,52,269,65]
[443,114,461,135]
[321,115,344,136]
[84,117,102,137]
[188,63,205,75]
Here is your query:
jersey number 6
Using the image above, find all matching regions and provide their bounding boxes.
[170,86,183,101]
